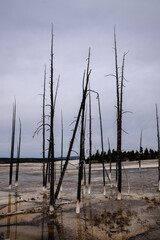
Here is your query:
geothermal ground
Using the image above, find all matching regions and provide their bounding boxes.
[0,160,160,240]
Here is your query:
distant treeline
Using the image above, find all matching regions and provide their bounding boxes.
[0,156,79,164]
[0,148,158,164]
[86,148,158,163]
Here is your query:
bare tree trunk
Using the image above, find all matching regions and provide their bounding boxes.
[156,104,160,191]
[46,141,51,185]
[53,76,60,186]
[15,118,21,187]
[49,23,55,211]
[97,94,106,196]
[77,99,85,213]
[83,107,87,195]
[54,49,91,209]
[108,138,112,180]
[9,100,16,189]
[139,129,143,171]
[43,65,46,191]
[32,64,52,190]
[89,89,106,195]
[88,86,92,195]
[60,110,63,194]
[114,28,126,200]
[48,25,60,210]
[77,70,89,214]
[118,52,126,199]
[114,29,120,188]
[61,111,63,175]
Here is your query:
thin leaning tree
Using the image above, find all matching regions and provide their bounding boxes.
[42,65,47,191]
[59,110,63,195]
[9,99,16,189]
[97,92,106,196]
[77,71,86,207]
[88,85,92,195]
[53,48,91,211]
[108,138,112,180]
[156,104,160,191]
[83,100,88,195]
[139,129,143,171]
[77,52,91,214]
[89,90,106,196]
[33,65,47,191]
[15,118,21,187]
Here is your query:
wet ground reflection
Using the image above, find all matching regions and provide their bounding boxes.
[6,192,11,239]
[0,162,160,239]
[0,189,19,240]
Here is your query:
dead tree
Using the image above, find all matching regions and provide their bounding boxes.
[83,106,87,194]
[88,86,92,195]
[9,99,16,189]
[97,93,106,195]
[139,130,143,171]
[108,138,112,180]
[114,29,127,200]
[156,104,160,191]
[54,76,60,185]
[47,78,60,179]
[77,71,87,212]
[89,90,106,195]
[114,30,120,189]
[33,65,48,190]
[46,142,51,184]
[54,48,91,210]
[40,26,59,210]
[43,65,46,190]
[117,51,124,199]
[49,23,55,211]
[15,118,21,187]
[46,76,59,186]
[60,110,63,193]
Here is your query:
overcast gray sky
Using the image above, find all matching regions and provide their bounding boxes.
[0,0,160,158]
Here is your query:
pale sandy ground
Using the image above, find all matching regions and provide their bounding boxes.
[0,159,160,240]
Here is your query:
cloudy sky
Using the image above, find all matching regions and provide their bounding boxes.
[0,0,160,158]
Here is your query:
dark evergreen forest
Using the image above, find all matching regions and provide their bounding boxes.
[86,148,158,163]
